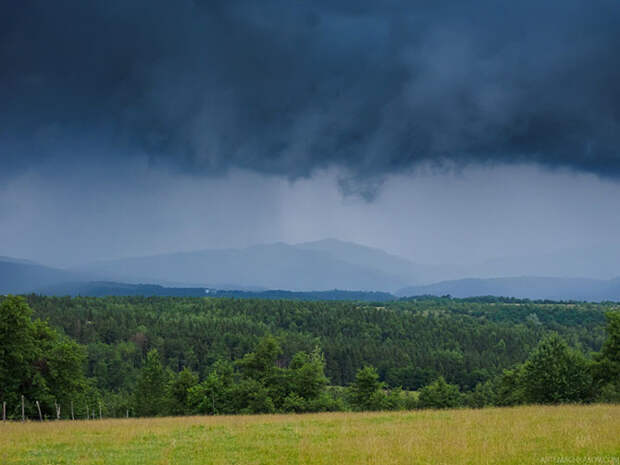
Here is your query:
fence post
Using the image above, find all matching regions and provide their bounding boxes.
[71,400,74,421]
[86,404,89,420]
[99,402,102,420]
[21,395,25,422]
[55,402,60,420]
[36,401,42,421]
[2,401,6,422]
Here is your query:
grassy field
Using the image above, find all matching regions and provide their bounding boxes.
[1,405,618,465]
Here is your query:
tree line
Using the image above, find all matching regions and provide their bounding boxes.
[0,295,618,418]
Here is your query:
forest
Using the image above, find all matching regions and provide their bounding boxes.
[0,294,618,419]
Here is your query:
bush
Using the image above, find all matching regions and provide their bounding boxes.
[597,382,620,403]
[349,366,386,411]
[495,367,526,406]
[466,379,497,408]
[418,377,462,409]
[384,387,405,411]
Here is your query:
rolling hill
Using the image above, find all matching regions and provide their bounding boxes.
[73,240,427,292]
[0,257,83,294]
[397,276,620,301]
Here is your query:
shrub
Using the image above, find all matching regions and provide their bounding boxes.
[418,377,462,409]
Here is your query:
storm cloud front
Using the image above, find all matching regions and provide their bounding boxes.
[2,0,620,194]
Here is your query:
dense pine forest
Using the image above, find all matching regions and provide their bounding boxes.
[1,295,618,419]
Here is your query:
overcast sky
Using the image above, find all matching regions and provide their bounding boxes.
[1,0,619,269]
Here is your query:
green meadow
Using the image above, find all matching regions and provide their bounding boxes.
[1,404,619,465]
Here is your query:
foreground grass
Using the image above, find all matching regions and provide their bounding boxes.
[1,405,618,464]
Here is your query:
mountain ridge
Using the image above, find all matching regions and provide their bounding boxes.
[0,258,84,294]
[397,276,620,301]
[3,239,620,301]
[72,240,421,291]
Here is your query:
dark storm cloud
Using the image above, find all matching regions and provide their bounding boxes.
[2,0,620,187]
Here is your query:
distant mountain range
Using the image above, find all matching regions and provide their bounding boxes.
[1,239,421,294]
[397,276,620,301]
[0,258,80,294]
[22,277,620,302]
[467,248,620,281]
[1,239,620,301]
[71,239,432,292]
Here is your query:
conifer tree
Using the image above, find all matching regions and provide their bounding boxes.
[134,349,167,416]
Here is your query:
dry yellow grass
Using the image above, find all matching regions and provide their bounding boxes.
[1,404,619,464]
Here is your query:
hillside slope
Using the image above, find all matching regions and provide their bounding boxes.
[398,276,620,301]
[75,241,422,291]
[0,258,82,294]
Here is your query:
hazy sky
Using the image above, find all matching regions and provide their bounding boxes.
[1,0,619,269]
[2,160,619,268]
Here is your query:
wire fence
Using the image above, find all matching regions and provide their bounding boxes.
[1,396,131,422]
